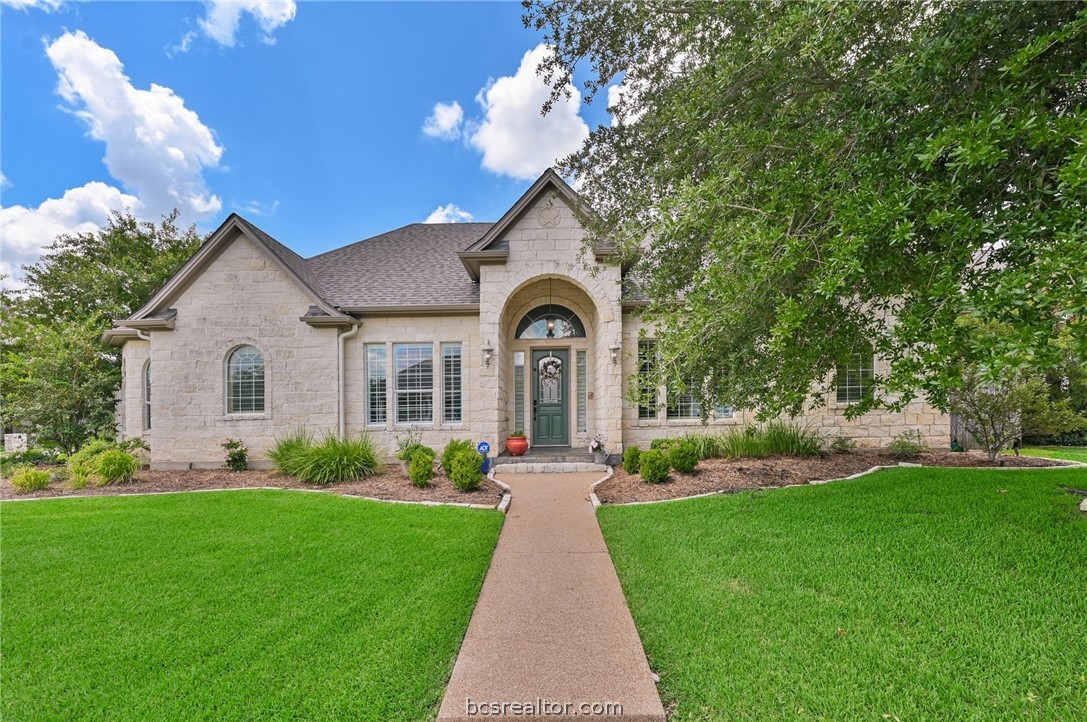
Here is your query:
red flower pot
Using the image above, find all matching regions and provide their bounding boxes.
[505,436,529,456]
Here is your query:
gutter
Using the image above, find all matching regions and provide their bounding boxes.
[337,322,362,436]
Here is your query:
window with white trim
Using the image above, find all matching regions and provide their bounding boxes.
[667,379,701,419]
[143,361,152,430]
[366,344,387,426]
[394,343,433,424]
[226,345,265,413]
[637,341,657,420]
[836,349,874,404]
[441,343,462,423]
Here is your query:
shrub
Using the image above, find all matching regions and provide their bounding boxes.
[10,465,52,492]
[830,435,857,453]
[683,433,725,460]
[761,420,824,456]
[221,438,248,471]
[441,439,475,473]
[94,450,138,485]
[66,438,117,469]
[887,429,929,458]
[639,449,670,484]
[448,448,484,491]
[394,427,427,461]
[668,441,699,473]
[1,448,63,476]
[268,428,314,477]
[408,447,436,487]
[293,434,382,485]
[622,445,642,474]
[68,462,92,490]
[649,437,680,452]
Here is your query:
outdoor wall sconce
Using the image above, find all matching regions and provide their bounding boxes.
[482,342,494,368]
[609,343,622,366]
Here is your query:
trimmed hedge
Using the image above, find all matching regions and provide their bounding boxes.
[668,440,699,474]
[639,449,670,484]
[623,445,642,474]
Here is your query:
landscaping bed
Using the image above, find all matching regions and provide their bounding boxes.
[596,448,1068,504]
[0,465,506,506]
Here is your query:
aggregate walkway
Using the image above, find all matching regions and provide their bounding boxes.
[438,472,665,722]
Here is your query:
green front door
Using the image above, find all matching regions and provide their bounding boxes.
[533,349,569,446]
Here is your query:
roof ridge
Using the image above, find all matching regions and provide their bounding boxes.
[305,221,494,261]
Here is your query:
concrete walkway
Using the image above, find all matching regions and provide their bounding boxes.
[438,473,665,722]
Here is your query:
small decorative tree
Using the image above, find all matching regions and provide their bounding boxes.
[949,370,1083,462]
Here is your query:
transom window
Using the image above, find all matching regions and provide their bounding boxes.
[394,344,433,424]
[515,305,585,339]
[836,349,874,404]
[226,345,265,413]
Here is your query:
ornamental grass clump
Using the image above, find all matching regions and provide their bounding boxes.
[268,428,314,477]
[408,447,436,488]
[94,450,138,485]
[10,466,52,493]
[291,434,382,485]
[639,449,670,484]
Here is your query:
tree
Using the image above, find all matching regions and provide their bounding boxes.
[1,210,200,451]
[524,1,1087,417]
[950,370,1083,462]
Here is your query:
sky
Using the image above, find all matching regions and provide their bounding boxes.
[0,0,616,288]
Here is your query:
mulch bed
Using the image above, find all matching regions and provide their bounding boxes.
[0,466,507,506]
[594,449,1071,505]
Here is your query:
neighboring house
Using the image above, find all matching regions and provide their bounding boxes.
[105,169,948,469]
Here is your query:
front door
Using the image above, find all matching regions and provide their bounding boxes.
[532,349,569,446]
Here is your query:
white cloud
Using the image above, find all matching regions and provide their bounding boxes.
[424,204,474,224]
[198,0,296,47]
[45,30,224,219]
[468,44,589,180]
[422,101,464,140]
[0,172,10,189]
[235,199,280,217]
[0,0,63,11]
[1,181,138,288]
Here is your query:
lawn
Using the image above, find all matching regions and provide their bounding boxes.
[1,490,503,721]
[599,467,1087,720]
[1018,446,1087,463]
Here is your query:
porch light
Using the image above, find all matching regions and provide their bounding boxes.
[546,317,556,337]
[609,343,622,366]
[482,342,494,368]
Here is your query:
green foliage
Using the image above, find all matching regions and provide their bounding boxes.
[283,434,382,485]
[221,439,248,472]
[713,422,825,459]
[668,441,699,474]
[525,1,1087,417]
[408,447,436,488]
[10,466,52,492]
[94,450,138,485]
[509,430,526,438]
[649,437,679,452]
[394,427,427,461]
[886,430,930,458]
[67,438,118,468]
[639,450,670,484]
[447,448,484,491]
[830,435,858,453]
[682,433,726,460]
[68,463,92,490]
[622,445,642,474]
[1,448,62,476]
[950,370,1084,461]
[268,428,314,477]
[441,439,475,474]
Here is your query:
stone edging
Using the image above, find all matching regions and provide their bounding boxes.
[485,469,513,514]
[0,485,501,510]
[588,466,615,510]
[596,459,1087,509]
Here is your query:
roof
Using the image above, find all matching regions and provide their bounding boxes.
[307,222,492,308]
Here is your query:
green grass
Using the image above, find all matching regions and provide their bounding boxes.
[1,490,503,721]
[599,467,1087,720]
[1018,445,1087,463]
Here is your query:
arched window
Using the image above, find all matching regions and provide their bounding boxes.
[143,361,152,430]
[515,304,585,339]
[227,345,265,413]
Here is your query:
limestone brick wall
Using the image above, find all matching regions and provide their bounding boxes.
[620,315,950,450]
[343,314,481,459]
[146,233,340,467]
[118,339,150,442]
[477,192,625,455]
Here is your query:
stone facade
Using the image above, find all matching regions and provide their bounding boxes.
[115,172,949,468]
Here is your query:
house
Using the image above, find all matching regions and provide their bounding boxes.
[104,169,949,469]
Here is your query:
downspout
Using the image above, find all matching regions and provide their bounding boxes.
[337,322,361,437]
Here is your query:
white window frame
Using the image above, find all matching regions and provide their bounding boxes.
[225,344,266,415]
[143,360,152,432]
[393,343,434,425]
[441,342,463,425]
[836,350,874,405]
[365,344,387,427]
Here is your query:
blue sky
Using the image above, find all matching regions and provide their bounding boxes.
[1,1,614,286]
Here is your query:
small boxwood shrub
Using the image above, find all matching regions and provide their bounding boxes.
[887,429,929,458]
[668,440,699,474]
[622,445,642,474]
[441,439,475,473]
[649,437,680,452]
[10,465,52,492]
[408,447,436,487]
[95,450,138,485]
[448,448,484,491]
[639,449,670,484]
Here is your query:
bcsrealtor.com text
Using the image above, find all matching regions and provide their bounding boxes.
[466,698,623,717]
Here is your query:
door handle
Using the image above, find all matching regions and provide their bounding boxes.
[533,399,538,415]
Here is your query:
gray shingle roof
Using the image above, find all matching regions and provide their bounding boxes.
[306,223,493,308]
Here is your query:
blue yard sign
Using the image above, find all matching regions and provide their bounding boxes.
[476,441,491,456]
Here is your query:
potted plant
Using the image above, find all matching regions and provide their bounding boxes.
[587,432,608,465]
[505,431,529,456]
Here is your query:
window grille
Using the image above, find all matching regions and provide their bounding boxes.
[366,345,387,425]
[394,344,433,424]
[227,345,265,413]
[442,343,462,423]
